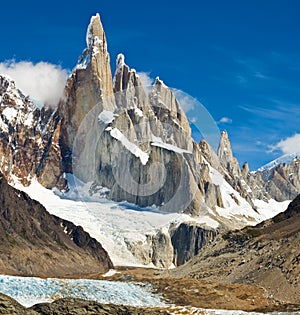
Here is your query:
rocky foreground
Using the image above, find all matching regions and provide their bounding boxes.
[0,294,170,315]
[170,195,300,309]
[97,195,300,313]
[0,174,113,277]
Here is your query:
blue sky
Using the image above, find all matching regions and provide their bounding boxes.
[0,0,300,169]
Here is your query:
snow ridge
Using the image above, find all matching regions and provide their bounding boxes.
[257,152,300,172]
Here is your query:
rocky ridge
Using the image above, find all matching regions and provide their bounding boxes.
[0,75,65,189]
[171,195,300,306]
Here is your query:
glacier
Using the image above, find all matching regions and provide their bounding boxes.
[11,173,290,267]
[0,275,298,315]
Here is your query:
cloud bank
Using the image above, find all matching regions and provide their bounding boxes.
[0,61,68,108]
[271,134,300,154]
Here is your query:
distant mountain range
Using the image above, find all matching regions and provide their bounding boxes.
[258,152,300,171]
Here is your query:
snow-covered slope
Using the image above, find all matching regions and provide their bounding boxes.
[208,166,290,226]
[12,175,202,267]
[11,173,290,268]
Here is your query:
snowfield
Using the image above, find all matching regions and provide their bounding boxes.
[12,175,199,266]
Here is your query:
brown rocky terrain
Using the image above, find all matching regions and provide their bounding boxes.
[0,174,113,277]
[170,195,300,308]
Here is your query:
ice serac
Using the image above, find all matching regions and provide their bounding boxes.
[0,75,65,189]
[58,13,115,172]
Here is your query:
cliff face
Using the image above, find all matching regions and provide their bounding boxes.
[58,14,115,173]
[57,15,230,217]
[171,222,219,266]
[0,174,113,277]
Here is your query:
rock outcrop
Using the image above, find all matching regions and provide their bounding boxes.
[31,298,170,315]
[0,174,113,277]
[171,222,219,266]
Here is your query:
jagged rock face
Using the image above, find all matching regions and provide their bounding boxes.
[217,131,240,174]
[171,222,219,266]
[0,75,65,189]
[125,223,218,268]
[0,174,113,277]
[58,14,115,172]
[63,19,209,215]
[240,157,300,202]
[261,160,300,201]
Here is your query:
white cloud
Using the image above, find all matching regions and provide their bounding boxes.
[136,72,154,94]
[271,134,300,154]
[0,60,68,108]
[219,117,232,124]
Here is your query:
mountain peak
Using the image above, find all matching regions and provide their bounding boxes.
[116,53,125,71]
[154,76,168,89]
[220,129,229,139]
[218,130,232,159]
[86,13,106,50]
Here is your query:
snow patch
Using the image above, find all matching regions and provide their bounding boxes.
[134,107,144,117]
[151,135,191,154]
[102,269,119,277]
[110,128,149,165]
[98,110,115,124]
[2,107,18,122]
[207,164,291,226]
